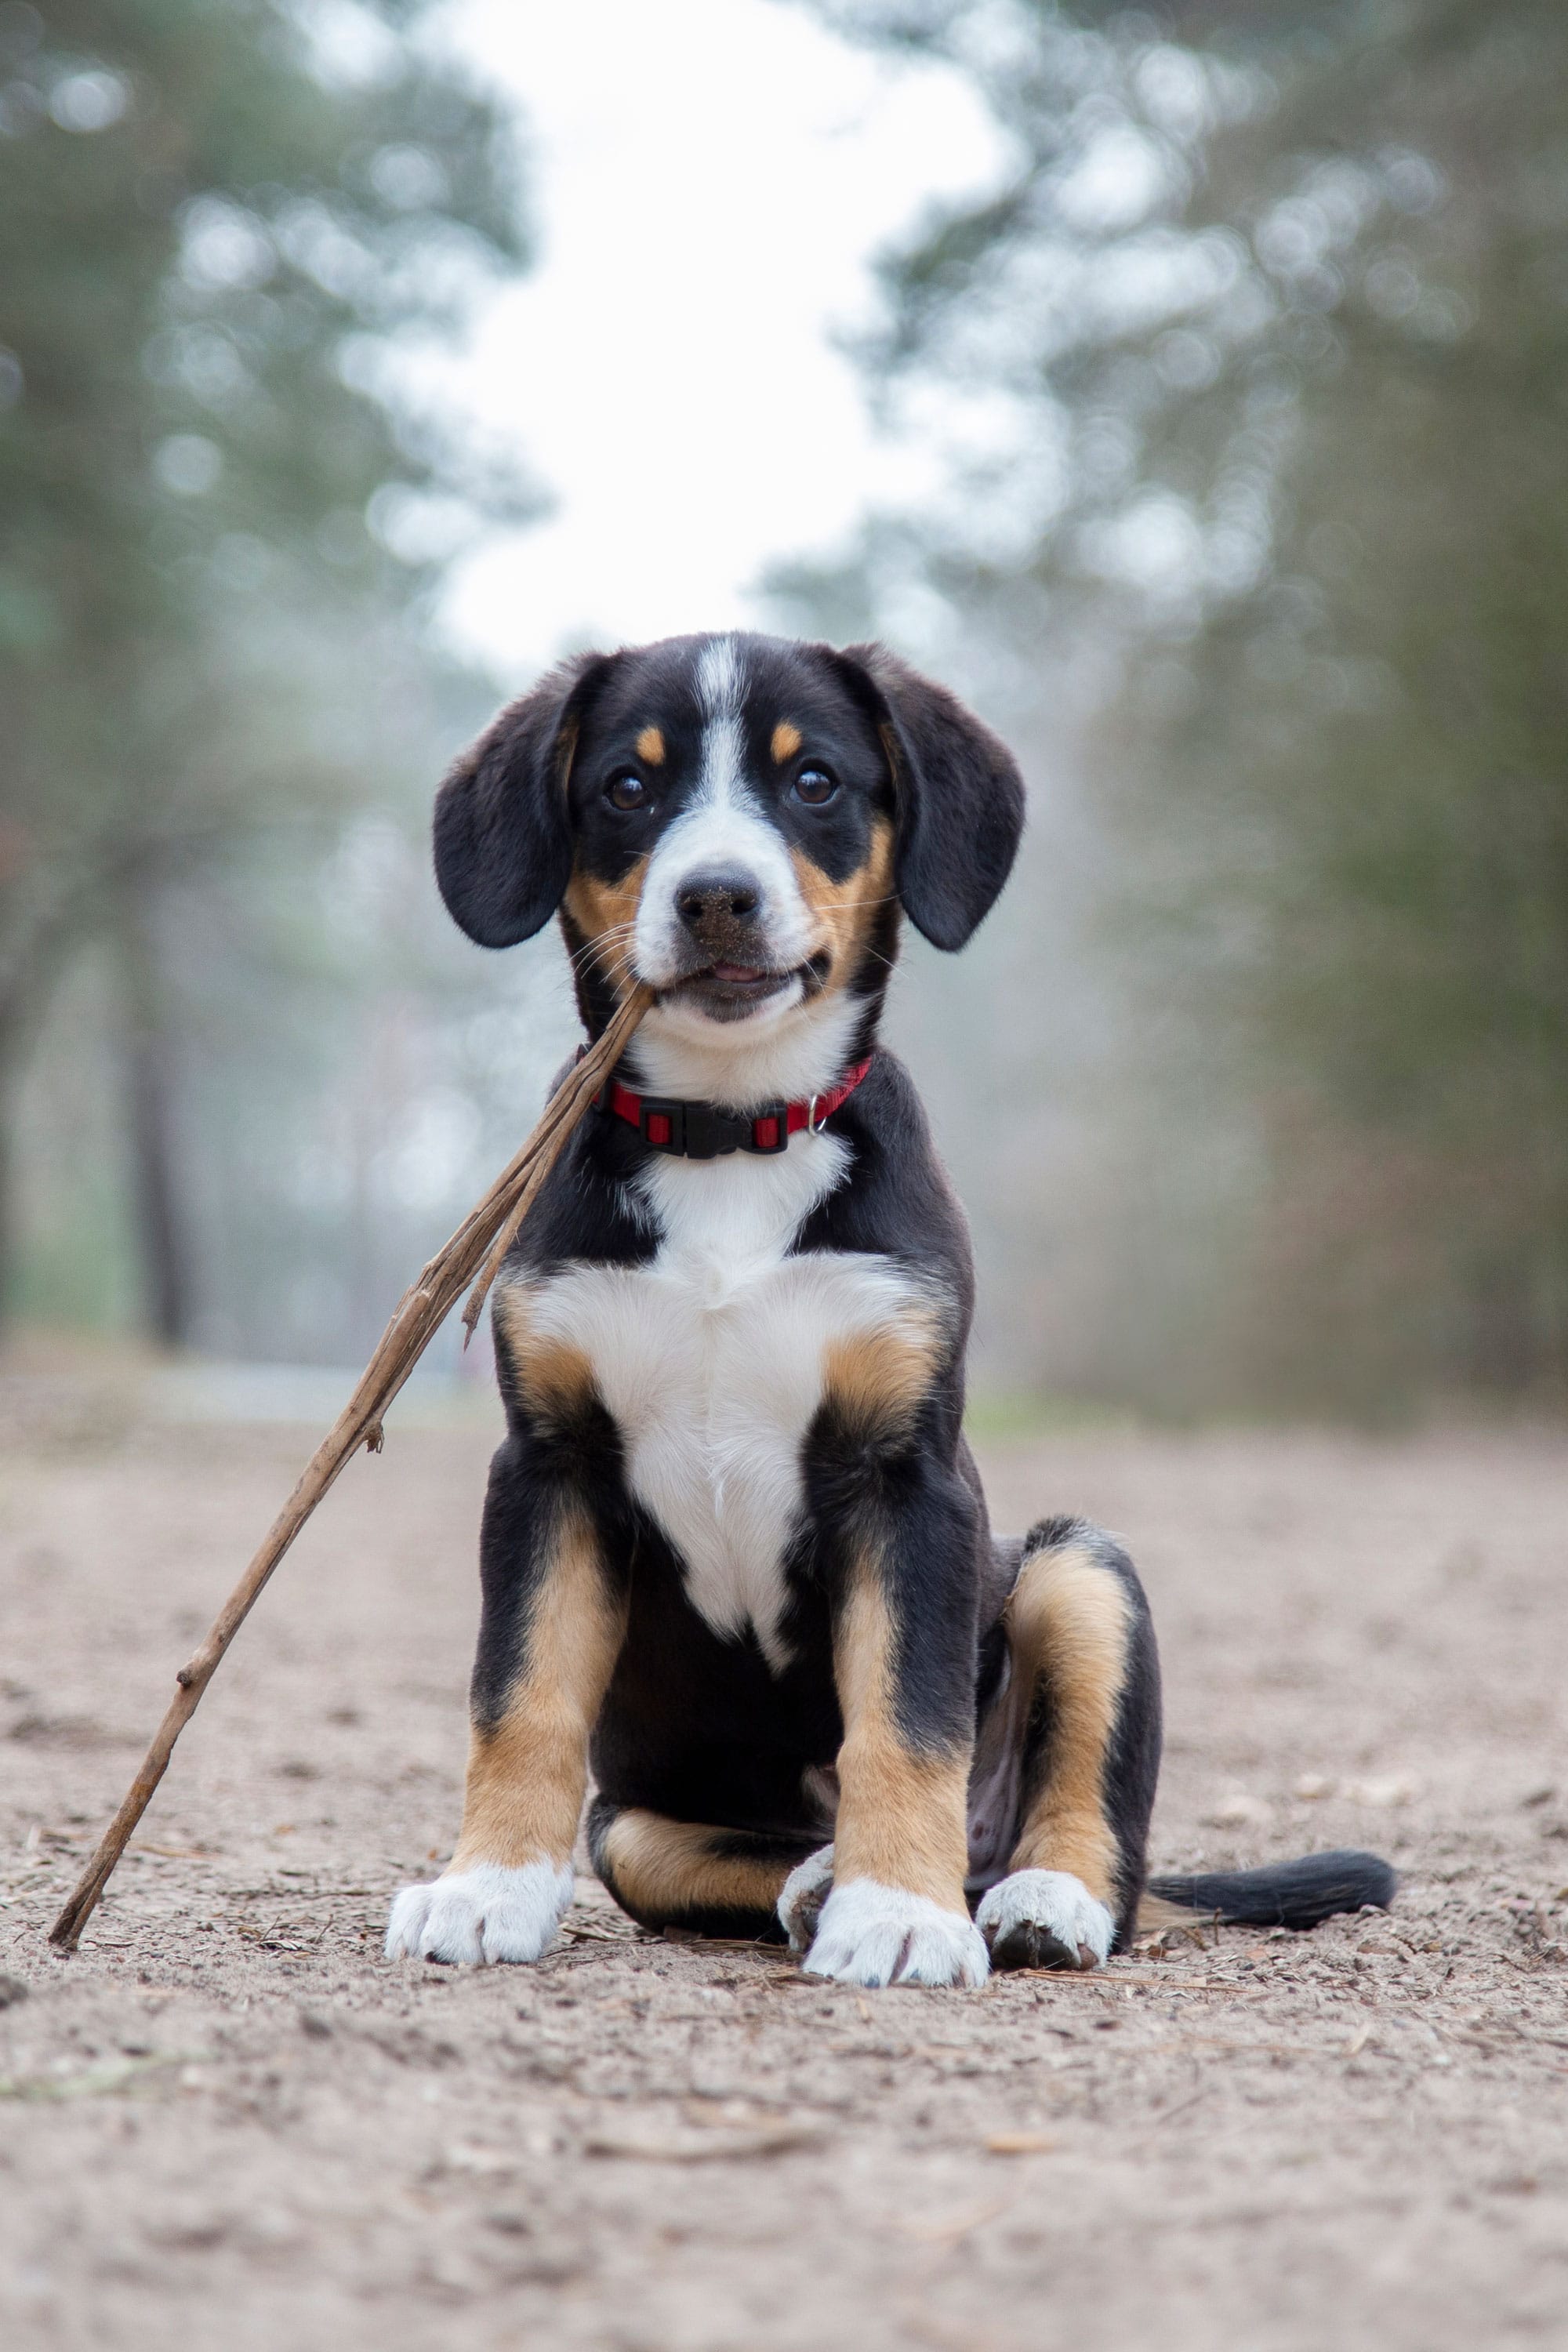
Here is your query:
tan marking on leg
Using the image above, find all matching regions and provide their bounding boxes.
[452,1504,626,1874]
[1004,1538,1131,1905]
[821,1308,943,1442]
[563,851,649,991]
[491,1284,597,1427]
[831,1556,970,1911]
[634,725,665,765]
[771,719,802,764]
[789,816,894,997]
[600,1811,793,1922]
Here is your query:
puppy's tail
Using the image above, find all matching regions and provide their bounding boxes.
[1138,1848,1396,1935]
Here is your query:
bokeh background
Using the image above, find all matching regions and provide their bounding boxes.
[5,0,1564,1425]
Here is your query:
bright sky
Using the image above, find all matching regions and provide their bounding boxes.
[434,0,1008,682]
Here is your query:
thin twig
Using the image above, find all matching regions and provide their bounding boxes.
[48,985,653,1955]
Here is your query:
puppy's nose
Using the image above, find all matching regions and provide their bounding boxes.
[675,868,762,933]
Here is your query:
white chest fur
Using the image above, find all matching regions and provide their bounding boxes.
[523,1136,920,1671]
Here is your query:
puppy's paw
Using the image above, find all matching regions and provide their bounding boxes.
[976,1869,1114,1973]
[802,1878,989,1989]
[385,1860,573,1966]
[777,1843,835,1953]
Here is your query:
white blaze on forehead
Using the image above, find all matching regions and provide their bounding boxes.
[695,633,746,814]
[696,633,743,720]
[633,634,815,987]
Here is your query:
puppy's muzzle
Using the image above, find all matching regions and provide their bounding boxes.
[656,862,800,1018]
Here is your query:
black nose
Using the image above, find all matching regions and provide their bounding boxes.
[675,868,762,932]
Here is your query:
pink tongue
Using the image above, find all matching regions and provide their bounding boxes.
[711,963,763,983]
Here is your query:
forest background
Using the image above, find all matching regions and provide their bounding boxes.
[5,0,1563,1422]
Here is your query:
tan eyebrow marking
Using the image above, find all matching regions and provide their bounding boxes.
[771,720,802,764]
[634,725,665,765]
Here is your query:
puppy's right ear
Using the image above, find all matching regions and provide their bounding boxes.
[433,652,612,947]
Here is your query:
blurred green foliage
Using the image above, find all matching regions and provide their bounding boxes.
[793,0,1568,1413]
[0,0,536,1347]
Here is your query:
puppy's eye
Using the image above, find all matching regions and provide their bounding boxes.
[793,766,838,807]
[606,771,648,812]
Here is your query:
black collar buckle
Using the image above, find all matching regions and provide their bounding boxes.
[636,1094,789,1159]
[637,1095,737,1159]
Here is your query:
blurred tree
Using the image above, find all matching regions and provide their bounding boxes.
[794,0,1568,1411]
[0,0,530,1339]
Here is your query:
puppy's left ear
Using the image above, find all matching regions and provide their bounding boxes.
[837,643,1025,952]
[434,651,614,948]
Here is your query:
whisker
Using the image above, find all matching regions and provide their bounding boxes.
[567,919,640,978]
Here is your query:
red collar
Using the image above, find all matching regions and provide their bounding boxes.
[593,1055,873,1160]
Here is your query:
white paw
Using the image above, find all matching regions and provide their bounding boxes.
[976,1869,1115,1972]
[802,1878,989,1989]
[778,1843,836,1953]
[385,1860,573,1966]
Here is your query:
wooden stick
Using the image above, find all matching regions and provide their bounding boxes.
[49,983,654,1955]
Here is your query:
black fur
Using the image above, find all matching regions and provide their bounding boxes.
[431,631,1392,1973]
[1149,1851,1397,1930]
[495,1048,980,1842]
[797,1052,985,1759]
[836,641,1026,953]
[434,650,615,947]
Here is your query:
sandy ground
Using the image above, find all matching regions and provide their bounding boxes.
[2,1348,1566,2351]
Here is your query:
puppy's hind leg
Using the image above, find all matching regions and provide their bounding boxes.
[976,1517,1161,1973]
[588,1801,822,1944]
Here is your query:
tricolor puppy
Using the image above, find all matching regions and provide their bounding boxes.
[387,633,1392,1987]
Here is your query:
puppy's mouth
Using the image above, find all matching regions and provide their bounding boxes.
[663,960,801,1021]
[647,948,835,1024]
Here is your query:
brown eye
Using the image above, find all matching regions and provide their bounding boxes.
[606,771,648,812]
[793,765,837,806]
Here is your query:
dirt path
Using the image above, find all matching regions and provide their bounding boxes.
[2,1356,1566,2350]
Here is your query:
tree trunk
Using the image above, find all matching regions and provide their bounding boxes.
[120,897,194,1348]
[0,1040,17,1339]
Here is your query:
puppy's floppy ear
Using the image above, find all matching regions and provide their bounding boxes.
[433,651,613,947]
[836,642,1025,953]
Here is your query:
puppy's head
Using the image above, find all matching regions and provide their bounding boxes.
[434,632,1024,1039]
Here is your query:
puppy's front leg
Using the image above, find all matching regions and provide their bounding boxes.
[800,1515,988,1990]
[387,1448,626,1965]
